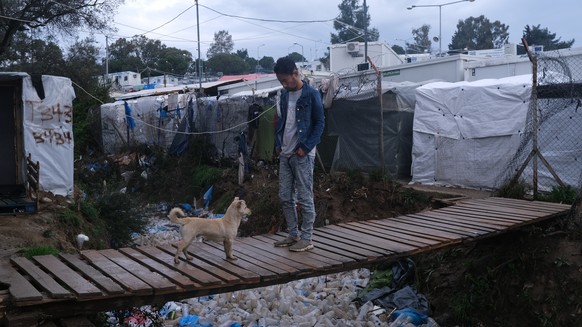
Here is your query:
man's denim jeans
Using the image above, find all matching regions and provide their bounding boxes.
[279,154,316,241]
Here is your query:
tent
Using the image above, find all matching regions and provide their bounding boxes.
[327,80,438,177]
[410,75,532,189]
[0,73,76,205]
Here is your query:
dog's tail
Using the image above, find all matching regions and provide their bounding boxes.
[167,207,187,225]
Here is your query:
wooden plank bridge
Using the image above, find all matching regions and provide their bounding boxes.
[0,197,571,326]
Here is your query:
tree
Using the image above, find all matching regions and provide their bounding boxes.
[206,53,249,75]
[522,24,574,51]
[288,52,305,63]
[158,47,193,76]
[107,37,144,73]
[0,0,122,56]
[331,0,379,44]
[259,56,275,72]
[391,45,405,55]
[207,30,234,58]
[450,15,509,51]
[0,31,65,75]
[107,36,193,76]
[236,49,256,73]
[410,24,432,54]
[65,37,103,88]
[64,38,111,155]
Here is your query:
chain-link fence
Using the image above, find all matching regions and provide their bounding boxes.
[496,50,582,199]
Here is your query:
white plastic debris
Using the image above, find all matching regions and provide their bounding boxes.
[76,233,89,250]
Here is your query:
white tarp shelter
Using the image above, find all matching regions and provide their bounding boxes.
[410,74,532,190]
[0,73,76,196]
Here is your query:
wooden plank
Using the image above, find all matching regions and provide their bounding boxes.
[318,224,417,253]
[81,250,152,295]
[437,206,532,222]
[119,247,201,289]
[474,198,567,213]
[420,210,520,227]
[389,215,488,237]
[0,262,43,302]
[60,254,125,295]
[99,249,177,292]
[240,236,329,269]
[338,221,439,247]
[435,207,537,224]
[157,244,241,284]
[10,257,71,299]
[361,218,466,241]
[201,240,290,278]
[409,212,503,231]
[203,239,298,274]
[179,242,261,283]
[137,246,224,286]
[476,197,571,211]
[235,237,316,271]
[32,255,102,299]
[259,233,357,265]
[312,229,387,258]
[449,202,548,218]
[309,235,380,261]
[255,235,342,269]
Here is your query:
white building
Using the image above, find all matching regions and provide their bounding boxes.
[104,71,142,91]
[329,41,404,73]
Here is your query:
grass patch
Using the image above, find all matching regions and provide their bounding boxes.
[58,209,82,227]
[22,245,59,258]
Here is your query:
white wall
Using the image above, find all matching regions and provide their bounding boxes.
[380,55,480,83]
[107,71,142,87]
[330,42,403,74]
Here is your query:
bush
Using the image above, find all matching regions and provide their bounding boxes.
[192,165,224,197]
[80,201,99,222]
[96,193,146,248]
[538,185,577,204]
[496,180,529,199]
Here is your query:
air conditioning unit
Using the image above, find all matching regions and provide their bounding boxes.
[346,42,359,53]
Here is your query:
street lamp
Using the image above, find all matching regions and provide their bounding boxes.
[293,42,304,62]
[407,0,475,56]
[256,43,265,74]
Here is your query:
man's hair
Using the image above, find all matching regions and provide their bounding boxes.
[274,57,297,75]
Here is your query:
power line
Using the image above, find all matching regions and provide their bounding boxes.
[199,4,337,24]
[0,14,36,24]
[138,4,196,36]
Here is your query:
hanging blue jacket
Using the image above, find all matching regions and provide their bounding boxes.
[275,82,325,155]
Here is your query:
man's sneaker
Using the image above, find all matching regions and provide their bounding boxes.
[274,235,299,247]
[289,239,314,252]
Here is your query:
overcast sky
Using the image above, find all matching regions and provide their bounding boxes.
[99,0,579,61]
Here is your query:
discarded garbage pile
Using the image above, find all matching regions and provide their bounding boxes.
[107,205,440,326]
[356,258,439,327]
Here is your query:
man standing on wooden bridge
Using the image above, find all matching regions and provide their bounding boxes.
[272,56,325,252]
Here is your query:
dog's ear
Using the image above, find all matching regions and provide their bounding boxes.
[234,196,239,201]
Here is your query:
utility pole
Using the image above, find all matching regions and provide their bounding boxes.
[196,0,202,92]
[105,35,109,77]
